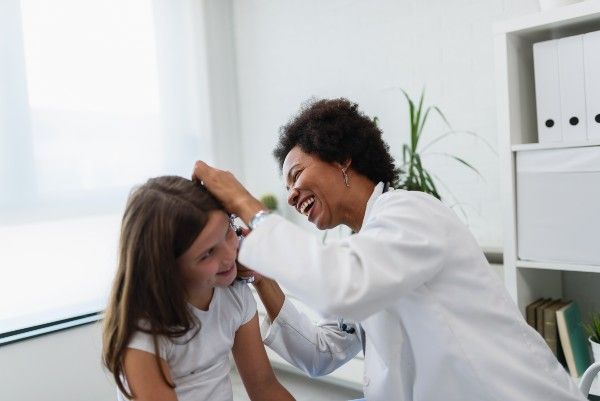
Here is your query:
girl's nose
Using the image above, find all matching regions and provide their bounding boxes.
[222,239,238,264]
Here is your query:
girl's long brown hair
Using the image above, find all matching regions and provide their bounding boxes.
[102,176,223,399]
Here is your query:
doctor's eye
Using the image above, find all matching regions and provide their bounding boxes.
[292,170,302,184]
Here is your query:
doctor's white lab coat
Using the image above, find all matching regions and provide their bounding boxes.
[239,183,586,401]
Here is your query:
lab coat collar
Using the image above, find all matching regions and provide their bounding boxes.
[360,182,385,232]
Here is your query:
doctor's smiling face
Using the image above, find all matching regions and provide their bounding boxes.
[274,98,401,230]
[283,146,350,230]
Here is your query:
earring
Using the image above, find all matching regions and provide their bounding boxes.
[341,167,350,188]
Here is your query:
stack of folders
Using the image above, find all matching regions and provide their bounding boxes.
[533,30,600,143]
[526,298,592,377]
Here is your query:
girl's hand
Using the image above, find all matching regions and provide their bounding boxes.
[192,160,264,223]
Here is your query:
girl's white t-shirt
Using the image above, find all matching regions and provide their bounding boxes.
[117,282,257,401]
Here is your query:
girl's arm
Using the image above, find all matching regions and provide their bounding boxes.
[123,348,178,401]
[232,313,295,401]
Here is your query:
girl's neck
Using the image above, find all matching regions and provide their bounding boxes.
[187,287,215,311]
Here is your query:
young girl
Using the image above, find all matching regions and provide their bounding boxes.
[102,176,294,401]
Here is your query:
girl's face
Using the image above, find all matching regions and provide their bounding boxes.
[176,210,239,298]
[282,145,348,230]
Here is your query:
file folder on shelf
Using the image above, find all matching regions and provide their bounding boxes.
[516,146,600,265]
[584,30,600,140]
[533,40,563,143]
[557,35,587,142]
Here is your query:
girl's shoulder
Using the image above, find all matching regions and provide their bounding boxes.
[217,281,257,325]
[219,281,255,308]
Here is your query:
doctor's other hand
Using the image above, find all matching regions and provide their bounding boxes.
[235,226,264,284]
[236,261,265,285]
[192,160,264,224]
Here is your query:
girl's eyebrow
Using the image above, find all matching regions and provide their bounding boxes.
[193,219,230,261]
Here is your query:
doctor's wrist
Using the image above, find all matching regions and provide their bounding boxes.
[235,199,265,227]
[253,278,285,322]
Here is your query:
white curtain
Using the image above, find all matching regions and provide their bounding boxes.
[0,0,216,340]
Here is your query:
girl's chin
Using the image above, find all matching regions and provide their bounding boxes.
[216,265,237,284]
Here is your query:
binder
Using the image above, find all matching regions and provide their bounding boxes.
[584,30,600,140]
[533,40,562,143]
[557,35,587,141]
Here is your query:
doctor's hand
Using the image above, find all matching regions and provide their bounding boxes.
[192,160,264,225]
[236,262,265,285]
[236,226,264,284]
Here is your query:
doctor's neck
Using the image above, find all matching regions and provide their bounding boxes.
[342,175,376,232]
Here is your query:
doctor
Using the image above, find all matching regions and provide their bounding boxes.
[193,98,586,401]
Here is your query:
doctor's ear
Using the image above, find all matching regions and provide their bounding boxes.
[335,159,352,171]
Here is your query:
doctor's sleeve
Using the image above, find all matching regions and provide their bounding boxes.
[239,193,449,321]
[260,296,362,377]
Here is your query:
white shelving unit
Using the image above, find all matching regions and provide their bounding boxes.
[494,2,600,396]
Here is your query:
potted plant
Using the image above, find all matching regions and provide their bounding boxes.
[259,193,279,212]
[394,89,494,219]
[583,312,600,362]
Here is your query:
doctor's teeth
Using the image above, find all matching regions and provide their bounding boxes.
[300,197,315,215]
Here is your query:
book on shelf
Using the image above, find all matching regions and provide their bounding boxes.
[556,301,592,378]
[536,299,560,336]
[526,298,549,329]
[543,300,569,365]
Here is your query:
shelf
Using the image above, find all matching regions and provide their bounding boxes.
[494,0,600,35]
[512,139,600,152]
[516,260,600,273]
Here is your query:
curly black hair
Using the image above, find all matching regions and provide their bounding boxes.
[273,98,400,188]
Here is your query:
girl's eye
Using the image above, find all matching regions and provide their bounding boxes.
[293,170,301,182]
[199,249,214,261]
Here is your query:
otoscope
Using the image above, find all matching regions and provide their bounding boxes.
[232,221,255,284]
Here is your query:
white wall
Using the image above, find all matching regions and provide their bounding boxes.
[0,323,115,401]
[0,2,539,398]
[231,0,540,247]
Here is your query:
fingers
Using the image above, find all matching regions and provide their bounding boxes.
[236,261,256,283]
[192,160,214,184]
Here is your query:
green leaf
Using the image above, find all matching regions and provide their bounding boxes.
[431,106,452,131]
[414,90,425,145]
[420,130,496,155]
[401,89,418,149]
[448,155,483,179]
[416,106,432,149]
[423,170,441,200]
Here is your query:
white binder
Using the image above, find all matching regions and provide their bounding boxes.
[533,40,562,143]
[584,30,600,140]
[557,34,587,141]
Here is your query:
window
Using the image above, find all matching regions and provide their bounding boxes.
[0,0,212,343]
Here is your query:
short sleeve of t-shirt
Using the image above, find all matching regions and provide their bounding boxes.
[231,281,257,326]
[127,326,173,361]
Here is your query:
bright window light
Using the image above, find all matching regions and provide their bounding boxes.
[0,0,210,340]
